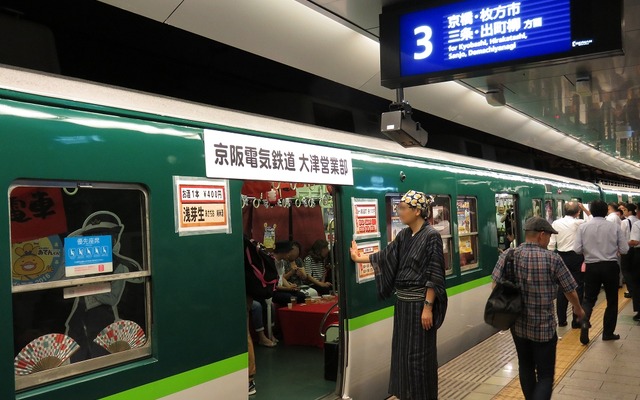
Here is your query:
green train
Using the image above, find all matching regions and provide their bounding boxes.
[1,66,638,400]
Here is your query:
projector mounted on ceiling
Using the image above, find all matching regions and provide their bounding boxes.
[381,93,428,148]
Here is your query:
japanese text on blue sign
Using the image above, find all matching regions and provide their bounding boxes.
[400,0,572,77]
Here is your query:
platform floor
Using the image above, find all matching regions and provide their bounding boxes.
[439,287,639,400]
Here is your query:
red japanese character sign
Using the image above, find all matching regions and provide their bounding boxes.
[10,187,68,243]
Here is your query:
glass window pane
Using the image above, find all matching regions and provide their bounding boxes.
[544,200,554,224]
[457,196,478,271]
[10,182,150,389]
[532,199,542,217]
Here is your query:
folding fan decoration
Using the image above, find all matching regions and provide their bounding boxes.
[93,320,147,353]
[14,333,79,375]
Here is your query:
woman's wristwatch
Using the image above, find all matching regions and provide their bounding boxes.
[423,300,433,307]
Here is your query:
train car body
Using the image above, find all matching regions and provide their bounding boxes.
[0,66,608,400]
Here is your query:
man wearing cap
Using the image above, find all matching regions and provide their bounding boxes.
[574,200,629,344]
[493,216,583,400]
[548,201,590,328]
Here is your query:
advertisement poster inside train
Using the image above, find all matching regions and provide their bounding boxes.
[386,195,406,243]
[352,198,380,240]
[457,201,471,234]
[174,176,231,236]
[355,241,379,283]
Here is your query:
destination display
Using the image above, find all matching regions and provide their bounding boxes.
[380,0,623,88]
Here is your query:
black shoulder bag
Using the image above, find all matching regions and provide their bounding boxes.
[484,249,522,331]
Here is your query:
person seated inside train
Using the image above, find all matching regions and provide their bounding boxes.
[283,241,319,298]
[303,239,333,296]
[272,241,306,306]
[251,300,277,347]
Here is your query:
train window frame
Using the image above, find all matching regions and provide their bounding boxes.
[430,195,453,276]
[385,193,453,275]
[532,199,542,217]
[556,200,565,220]
[9,180,152,391]
[456,196,479,272]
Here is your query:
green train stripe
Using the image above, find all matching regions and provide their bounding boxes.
[348,275,492,331]
[100,354,246,400]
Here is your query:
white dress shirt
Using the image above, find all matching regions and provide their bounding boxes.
[606,212,621,224]
[548,216,585,252]
[629,219,640,248]
[622,215,639,243]
[575,217,629,263]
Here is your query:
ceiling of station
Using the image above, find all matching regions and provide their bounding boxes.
[98,0,640,180]
[310,0,640,164]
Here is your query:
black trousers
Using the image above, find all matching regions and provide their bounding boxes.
[582,261,619,336]
[621,248,640,312]
[556,251,584,324]
[512,332,557,400]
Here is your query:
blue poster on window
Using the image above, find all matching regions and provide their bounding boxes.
[64,235,113,277]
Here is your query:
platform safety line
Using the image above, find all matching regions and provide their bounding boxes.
[492,288,631,399]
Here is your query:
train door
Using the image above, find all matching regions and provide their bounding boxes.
[241,180,342,400]
[495,194,520,252]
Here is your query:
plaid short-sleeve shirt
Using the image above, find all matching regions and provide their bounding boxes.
[492,242,577,342]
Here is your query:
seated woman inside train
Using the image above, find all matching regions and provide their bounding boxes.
[272,241,307,306]
[251,300,277,347]
[303,239,333,296]
[283,242,319,298]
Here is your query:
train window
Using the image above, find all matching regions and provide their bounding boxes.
[496,194,518,253]
[457,196,478,271]
[532,199,542,217]
[9,181,151,390]
[556,200,565,219]
[386,194,453,275]
[544,200,554,224]
[430,195,453,276]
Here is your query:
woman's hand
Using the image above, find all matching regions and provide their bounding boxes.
[320,282,332,288]
[421,306,433,330]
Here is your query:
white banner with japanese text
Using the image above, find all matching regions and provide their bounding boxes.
[173,176,231,236]
[203,129,353,185]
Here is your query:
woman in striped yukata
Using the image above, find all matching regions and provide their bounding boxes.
[350,190,447,400]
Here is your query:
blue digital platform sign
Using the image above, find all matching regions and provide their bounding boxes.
[380,0,623,88]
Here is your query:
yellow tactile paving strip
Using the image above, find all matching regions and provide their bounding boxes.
[493,289,631,399]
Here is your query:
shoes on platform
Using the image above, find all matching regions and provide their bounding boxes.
[558,321,568,327]
[602,334,620,341]
[624,291,632,298]
[580,322,590,345]
[571,321,581,329]
[633,313,640,321]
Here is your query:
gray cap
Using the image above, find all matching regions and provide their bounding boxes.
[524,216,558,234]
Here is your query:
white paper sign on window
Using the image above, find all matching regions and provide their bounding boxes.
[173,176,231,236]
[203,129,353,185]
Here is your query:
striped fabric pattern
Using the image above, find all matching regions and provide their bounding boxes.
[369,221,447,399]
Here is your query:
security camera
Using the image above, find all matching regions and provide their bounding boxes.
[381,103,428,147]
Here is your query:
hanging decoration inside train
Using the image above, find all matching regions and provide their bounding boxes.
[263,223,277,250]
[241,181,333,209]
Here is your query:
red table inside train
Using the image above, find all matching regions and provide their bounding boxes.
[277,299,339,348]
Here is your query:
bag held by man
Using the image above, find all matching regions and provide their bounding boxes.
[484,249,522,330]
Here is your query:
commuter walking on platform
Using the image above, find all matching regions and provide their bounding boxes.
[493,217,584,400]
[350,190,447,400]
[627,217,640,320]
[621,203,639,302]
[548,202,590,328]
[574,200,629,344]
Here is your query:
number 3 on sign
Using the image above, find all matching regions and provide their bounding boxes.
[414,25,433,60]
